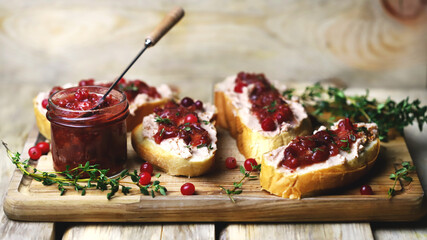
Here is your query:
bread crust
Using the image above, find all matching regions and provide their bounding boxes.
[260,138,380,199]
[131,123,216,177]
[33,97,51,139]
[214,90,311,163]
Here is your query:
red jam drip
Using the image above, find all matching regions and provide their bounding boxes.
[44,78,161,109]
[153,100,212,148]
[281,118,366,170]
[233,72,294,131]
[52,88,119,111]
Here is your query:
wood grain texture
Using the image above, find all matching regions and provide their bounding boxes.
[220,223,374,240]
[0,0,425,94]
[62,224,214,240]
[0,128,54,240]
[2,125,425,222]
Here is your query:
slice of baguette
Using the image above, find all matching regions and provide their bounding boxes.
[260,121,380,199]
[131,102,217,177]
[214,75,312,163]
[33,82,176,139]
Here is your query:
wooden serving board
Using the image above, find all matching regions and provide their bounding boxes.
[3,127,426,222]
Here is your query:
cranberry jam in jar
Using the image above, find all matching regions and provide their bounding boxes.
[47,86,129,176]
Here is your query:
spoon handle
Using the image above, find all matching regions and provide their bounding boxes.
[146,7,185,46]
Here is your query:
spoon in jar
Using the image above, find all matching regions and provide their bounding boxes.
[91,6,185,110]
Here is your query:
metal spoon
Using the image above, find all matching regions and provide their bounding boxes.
[92,7,185,110]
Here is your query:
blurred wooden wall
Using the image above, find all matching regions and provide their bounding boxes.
[0,0,426,99]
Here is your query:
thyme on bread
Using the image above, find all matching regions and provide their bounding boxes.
[284,83,427,141]
[2,141,167,200]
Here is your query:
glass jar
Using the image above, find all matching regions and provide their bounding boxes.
[47,86,129,176]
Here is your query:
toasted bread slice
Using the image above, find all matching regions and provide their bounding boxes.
[260,120,380,199]
[131,101,217,177]
[214,74,312,163]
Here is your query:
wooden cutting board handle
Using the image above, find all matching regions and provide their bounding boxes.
[146,7,185,46]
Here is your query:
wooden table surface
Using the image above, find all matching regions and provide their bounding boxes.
[0,82,426,240]
[0,0,426,238]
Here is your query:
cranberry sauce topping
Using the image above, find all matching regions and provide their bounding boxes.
[281,118,368,170]
[233,72,293,131]
[43,78,161,109]
[152,98,212,149]
[51,88,119,111]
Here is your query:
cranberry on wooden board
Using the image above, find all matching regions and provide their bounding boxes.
[36,142,50,155]
[28,147,42,160]
[181,183,195,195]
[140,162,154,175]
[244,158,258,171]
[360,185,373,195]
[138,172,151,185]
[225,157,237,169]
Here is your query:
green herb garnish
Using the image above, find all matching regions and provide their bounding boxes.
[2,141,167,200]
[388,161,416,198]
[287,83,427,141]
[155,115,172,125]
[220,164,261,203]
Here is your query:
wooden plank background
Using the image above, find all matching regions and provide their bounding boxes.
[0,0,426,238]
[0,0,426,93]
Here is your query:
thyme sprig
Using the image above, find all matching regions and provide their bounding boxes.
[284,83,426,141]
[220,164,261,203]
[2,141,167,200]
[388,161,415,198]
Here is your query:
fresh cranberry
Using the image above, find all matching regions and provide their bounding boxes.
[28,147,42,160]
[36,142,50,155]
[140,162,154,175]
[41,99,49,109]
[181,97,194,107]
[180,183,195,195]
[184,114,198,124]
[244,158,258,171]
[194,100,203,110]
[261,117,276,131]
[360,185,373,195]
[225,157,237,169]
[234,82,246,93]
[138,172,151,185]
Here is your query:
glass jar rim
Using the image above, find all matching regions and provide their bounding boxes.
[48,86,127,114]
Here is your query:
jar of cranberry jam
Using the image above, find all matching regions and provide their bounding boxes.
[47,86,129,176]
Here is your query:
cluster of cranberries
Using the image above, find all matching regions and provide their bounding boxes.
[233,72,294,132]
[153,97,211,148]
[138,161,196,195]
[52,88,118,110]
[281,118,362,170]
[225,156,258,171]
[42,78,161,109]
[28,142,50,160]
